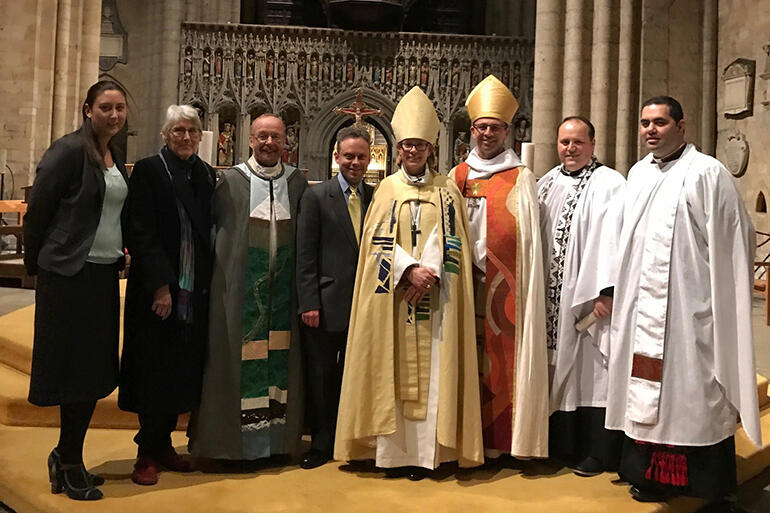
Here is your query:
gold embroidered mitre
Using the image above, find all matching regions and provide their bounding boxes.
[466,74,519,123]
[391,86,440,144]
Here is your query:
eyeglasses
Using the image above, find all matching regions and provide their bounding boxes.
[399,141,429,151]
[253,133,283,143]
[471,122,508,134]
[170,127,201,138]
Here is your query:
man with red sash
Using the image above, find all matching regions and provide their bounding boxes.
[449,75,548,459]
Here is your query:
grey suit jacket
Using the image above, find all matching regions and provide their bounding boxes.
[296,176,374,332]
[24,128,128,276]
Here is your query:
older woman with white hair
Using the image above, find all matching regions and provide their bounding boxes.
[119,104,216,486]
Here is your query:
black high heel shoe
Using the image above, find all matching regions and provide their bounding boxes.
[48,449,104,488]
[57,463,103,501]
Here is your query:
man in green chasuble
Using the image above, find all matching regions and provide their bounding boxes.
[189,115,307,461]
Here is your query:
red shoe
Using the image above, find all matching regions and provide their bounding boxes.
[156,448,192,473]
[131,456,159,486]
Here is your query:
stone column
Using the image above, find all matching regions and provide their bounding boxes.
[700,0,717,156]
[208,111,220,166]
[80,0,101,95]
[561,0,588,117]
[238,112,252,164]
[532,0,564,175]
[614,0,641,172]
[437,122,452,174]
[589,0,614,163]
[52,0,74,140]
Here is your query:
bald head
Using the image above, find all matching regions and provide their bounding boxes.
[249,114,286,166]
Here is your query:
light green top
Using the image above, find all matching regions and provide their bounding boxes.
[87,164,127,264]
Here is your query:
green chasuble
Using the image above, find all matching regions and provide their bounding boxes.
[189,158,307,460]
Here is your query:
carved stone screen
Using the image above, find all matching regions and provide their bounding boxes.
[179,23,533,180]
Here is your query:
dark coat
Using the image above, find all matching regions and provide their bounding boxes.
[23,127,128,276]
[296,176,374,332]
[118,147,216,415]
[24,128,128,406]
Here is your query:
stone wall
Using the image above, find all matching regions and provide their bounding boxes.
[716,0,770,236]
[531,0,717,177]
[0,0,100,198]
[105,0,240,164]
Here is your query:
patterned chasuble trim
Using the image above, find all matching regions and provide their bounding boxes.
[240,223,292,457]
[454,162,520,452]
[441,189,461,275]
[538,157,601,352]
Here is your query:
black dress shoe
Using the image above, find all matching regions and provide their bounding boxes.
[573,456,603,477]
[406,466,426,481]
[49,449,104,489]
[57,463,103,501]
[629,485,677,502]
[300,450,330,470]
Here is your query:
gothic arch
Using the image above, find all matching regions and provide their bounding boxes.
[303,88,396,180]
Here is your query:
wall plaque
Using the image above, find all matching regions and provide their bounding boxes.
[722,58,755,118]
[724,131,750,178]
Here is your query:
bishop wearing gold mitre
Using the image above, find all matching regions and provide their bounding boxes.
[334,87,483,480]
[449,75,549,459]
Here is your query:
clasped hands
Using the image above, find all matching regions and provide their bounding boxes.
[403,265,438,305]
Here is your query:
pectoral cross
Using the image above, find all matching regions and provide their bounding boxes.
[411,219,421,248]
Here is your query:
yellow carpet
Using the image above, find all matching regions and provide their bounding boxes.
[1,285,770,512]
[0,423,714,513]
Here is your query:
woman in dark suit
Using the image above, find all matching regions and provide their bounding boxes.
[23,80,129,501]
[118,105,215,486]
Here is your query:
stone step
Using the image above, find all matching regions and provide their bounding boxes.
[0,280,127,374]
[0,361,188,430]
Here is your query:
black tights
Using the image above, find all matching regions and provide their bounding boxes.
[57,401,97,465]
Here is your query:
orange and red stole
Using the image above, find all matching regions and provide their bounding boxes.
[454,162,521,452]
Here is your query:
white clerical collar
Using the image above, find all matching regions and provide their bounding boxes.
[400,166,431,185]
[248,155,283,179]
[465,147,523,178]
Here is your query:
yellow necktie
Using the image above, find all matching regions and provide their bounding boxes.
[348,187,361,244]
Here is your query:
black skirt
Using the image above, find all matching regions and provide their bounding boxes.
[618,435,737,501]
[28,262,120,406]
[549,406,623,469]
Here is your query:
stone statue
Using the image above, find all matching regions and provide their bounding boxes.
[218,122,234,167]
[282,125,300,165]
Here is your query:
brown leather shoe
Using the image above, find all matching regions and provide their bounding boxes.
[131,456,159,486]
[155,448,192,473]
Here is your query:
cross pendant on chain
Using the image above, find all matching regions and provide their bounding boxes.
[411,221,421,248]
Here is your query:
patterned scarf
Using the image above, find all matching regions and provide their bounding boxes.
[176,200,194,323]
[538,156,601,352]
[158,149,195,324]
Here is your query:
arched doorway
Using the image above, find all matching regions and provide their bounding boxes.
[304,88,396,181]
[328,118,393,184]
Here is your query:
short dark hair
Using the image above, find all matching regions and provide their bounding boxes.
[641,96,684,122]
[559,116,595,140]
[336,125,371,146]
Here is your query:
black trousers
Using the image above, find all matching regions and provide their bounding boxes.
[303,327,346,455]
[57,400,98,464]
[549,407,623,469]
[134,412,179,457]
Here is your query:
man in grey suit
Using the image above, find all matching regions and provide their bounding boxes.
[296,125,375,469]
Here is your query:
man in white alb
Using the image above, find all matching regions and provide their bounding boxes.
[606,96,761,508]
[538,116,625,477]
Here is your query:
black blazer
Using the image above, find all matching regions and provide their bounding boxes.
[296,176,374,332]
[23,128,128,276]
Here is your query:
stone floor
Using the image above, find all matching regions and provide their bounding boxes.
[0,286,768,512]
